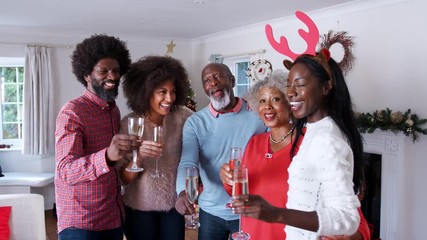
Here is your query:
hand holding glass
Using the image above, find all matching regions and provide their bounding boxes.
[150,125,164,178]
[231,167,250,240]
[185,167,200,229]
[126,117,144,172]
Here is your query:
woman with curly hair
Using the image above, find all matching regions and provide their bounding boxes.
[117,55,193,240]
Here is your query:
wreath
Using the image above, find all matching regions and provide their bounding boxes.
[319,30,355,75]
[247,59,273,82]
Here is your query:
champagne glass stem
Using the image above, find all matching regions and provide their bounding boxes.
[238,214,242,233]
[155,157,159,173]
[132,149,138,168]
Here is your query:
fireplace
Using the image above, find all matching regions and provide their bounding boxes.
[361,152,381,238]
[362,131,404,240]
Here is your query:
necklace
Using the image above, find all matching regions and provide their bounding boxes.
[269,126,294,144]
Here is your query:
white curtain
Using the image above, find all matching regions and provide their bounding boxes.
[23,46,54,155]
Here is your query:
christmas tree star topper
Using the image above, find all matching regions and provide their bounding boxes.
[166,40,176,57]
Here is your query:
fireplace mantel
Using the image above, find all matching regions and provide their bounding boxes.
[362,131,405,240]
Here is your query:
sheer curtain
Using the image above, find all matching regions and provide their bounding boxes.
[23,46,54,155]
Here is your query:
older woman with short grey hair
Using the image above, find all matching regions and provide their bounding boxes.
[219,70,295,239]
[243,70,288,112]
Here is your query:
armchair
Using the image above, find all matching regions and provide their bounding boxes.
[0,193,46,240]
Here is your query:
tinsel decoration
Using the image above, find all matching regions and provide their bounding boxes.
[185,84,197,112]
[319,30,355,75]
[355,108,427,143]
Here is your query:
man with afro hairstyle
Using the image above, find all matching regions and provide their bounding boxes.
[55,34,134,240]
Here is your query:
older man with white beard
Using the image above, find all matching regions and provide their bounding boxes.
[175,63,267,240]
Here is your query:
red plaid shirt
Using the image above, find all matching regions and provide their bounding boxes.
[55,89,124,233]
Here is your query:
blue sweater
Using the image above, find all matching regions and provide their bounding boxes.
[176,100,267,220]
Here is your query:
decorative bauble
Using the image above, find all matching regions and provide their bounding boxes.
[377,111,385,121]
[390,111,404,124]
[406,119,414,127]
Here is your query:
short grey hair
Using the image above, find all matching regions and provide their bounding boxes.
[243,70,288,111]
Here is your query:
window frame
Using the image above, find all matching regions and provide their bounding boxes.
[0,57,25,150]
[223,56,251,98]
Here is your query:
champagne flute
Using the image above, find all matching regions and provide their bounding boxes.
[185,167,200,229]
[150,125,164,178]
[231,167,250,240]
[126,117,144,172]
[229,147,242,171]
[226,147,242,208]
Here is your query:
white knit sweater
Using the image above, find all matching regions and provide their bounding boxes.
[286,117,360,239]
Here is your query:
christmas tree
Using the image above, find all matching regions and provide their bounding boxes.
[186,84,197,112]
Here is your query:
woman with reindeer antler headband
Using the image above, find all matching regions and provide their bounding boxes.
[231,48,366,240]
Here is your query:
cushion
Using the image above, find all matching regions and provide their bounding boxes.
[0,206,11,240]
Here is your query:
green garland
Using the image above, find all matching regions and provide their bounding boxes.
[355,108,427,142]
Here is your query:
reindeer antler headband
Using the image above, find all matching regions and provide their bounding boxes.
[265,11,332,79]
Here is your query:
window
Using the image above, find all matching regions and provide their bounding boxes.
[0,57,24,149]
[223,57,251,98]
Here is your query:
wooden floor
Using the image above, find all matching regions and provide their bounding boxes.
[45,210,58,240]
[45,210,198,240]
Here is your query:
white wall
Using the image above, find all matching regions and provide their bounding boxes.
[190,0,426,238]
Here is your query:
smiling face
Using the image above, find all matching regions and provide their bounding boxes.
[85,58,121,102]
[148,79,176,119]
[201,63,235,111]
[286,62,332,123]
[257,86,290,128]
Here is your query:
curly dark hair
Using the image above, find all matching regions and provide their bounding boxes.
[71,34,131,86]
[122,55,189,114]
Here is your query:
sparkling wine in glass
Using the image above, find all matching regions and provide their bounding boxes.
[229,147,243,170]
[150,125,164,178]
[226,147,242,208]
[126,117,144,172]
[185,167,200,229]
[231,167,250,240]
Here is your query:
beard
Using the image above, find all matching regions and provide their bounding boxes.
[91,79,119,102]
[209,88,231,110]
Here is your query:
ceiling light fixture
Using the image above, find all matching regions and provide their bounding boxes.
[193,0,205,4]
